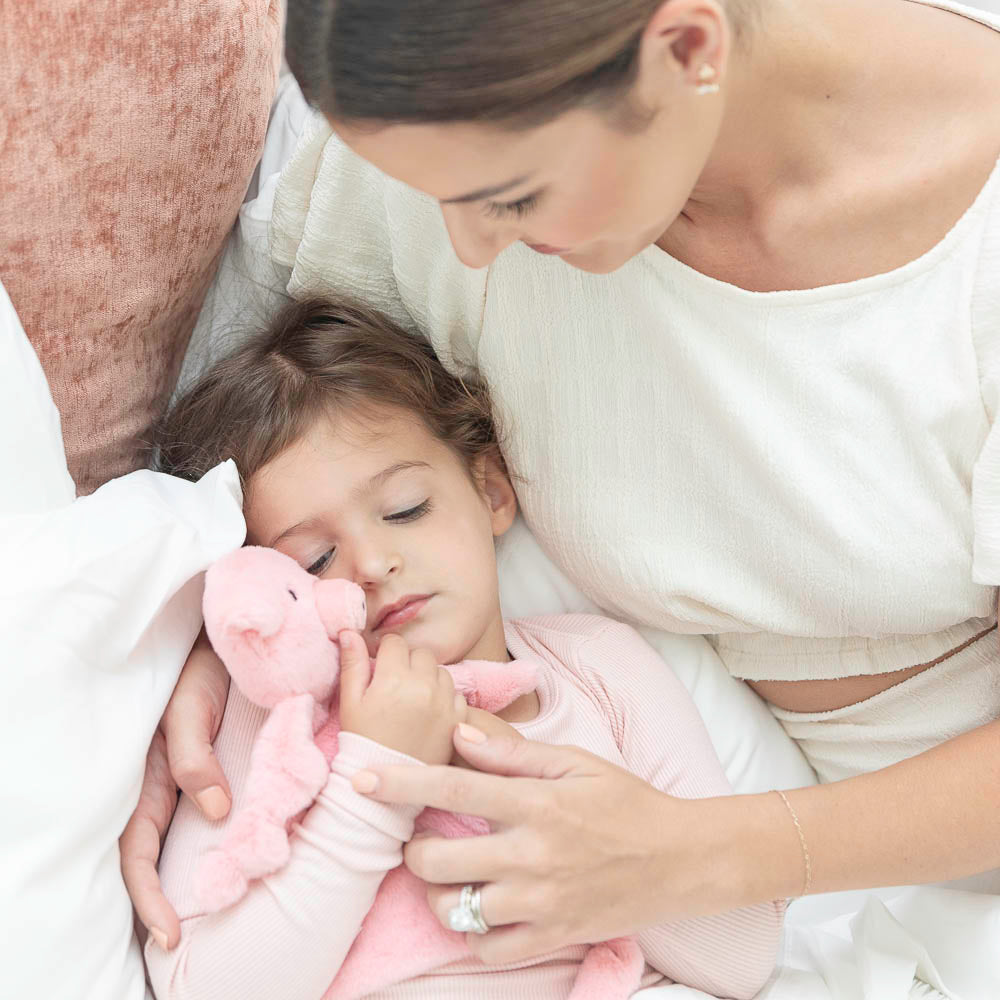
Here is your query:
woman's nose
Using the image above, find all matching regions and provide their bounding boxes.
[440,203,519,268]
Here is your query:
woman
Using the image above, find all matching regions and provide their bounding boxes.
[124,0,1000,966]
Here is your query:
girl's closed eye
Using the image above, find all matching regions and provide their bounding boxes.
[483,192,541,220]
[385,499,432,523]
[306,549,335,576]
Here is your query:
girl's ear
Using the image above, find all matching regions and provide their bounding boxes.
[477,452,518,538]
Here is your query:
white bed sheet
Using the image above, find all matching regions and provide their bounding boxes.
[175,68,1000,1000]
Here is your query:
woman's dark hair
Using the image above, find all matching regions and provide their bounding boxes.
[286,0,756,129]
[156,297,503,501]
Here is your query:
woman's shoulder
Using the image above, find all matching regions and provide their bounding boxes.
[270,113,489,369]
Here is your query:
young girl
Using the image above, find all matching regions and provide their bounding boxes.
[145,297,784,1000]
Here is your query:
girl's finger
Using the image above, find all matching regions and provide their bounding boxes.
[409,645,439,676]
[338,629,374,707]
[373,632,407,676]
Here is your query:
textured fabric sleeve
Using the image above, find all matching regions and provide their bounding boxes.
[145,728,423,1000]
[970,174,1000,585]
[268,115,489,377]
[577,622,785,1000]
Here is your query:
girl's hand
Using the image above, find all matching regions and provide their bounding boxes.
[120,633,232,950]
[339,631,468,765]
[350,726,738,963]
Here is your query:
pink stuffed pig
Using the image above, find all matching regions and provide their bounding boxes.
[195,546,367,910]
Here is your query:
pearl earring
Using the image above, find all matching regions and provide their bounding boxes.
[696,63,720,96]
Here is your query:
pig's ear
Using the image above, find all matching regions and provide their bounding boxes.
[224,600,284,640]
[203,590,290,674]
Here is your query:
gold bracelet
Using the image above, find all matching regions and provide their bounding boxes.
[775,789,813,897]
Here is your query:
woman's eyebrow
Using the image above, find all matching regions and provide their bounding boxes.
[440,175,534,204]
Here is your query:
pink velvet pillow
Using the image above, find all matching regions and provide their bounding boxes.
[1,1,283,493]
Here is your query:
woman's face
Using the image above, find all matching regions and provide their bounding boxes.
[335,97,721,275]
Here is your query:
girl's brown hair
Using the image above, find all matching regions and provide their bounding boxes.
[156,297,503,499]
[286,0,757,129]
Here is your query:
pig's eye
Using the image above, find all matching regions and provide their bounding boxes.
[288,589,298,601]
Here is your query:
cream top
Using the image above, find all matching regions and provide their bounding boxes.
[269,0,1000,681]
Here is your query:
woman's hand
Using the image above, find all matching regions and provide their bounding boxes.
[119,632,232,950]
[350,725,734,963]
[339,631,468,764]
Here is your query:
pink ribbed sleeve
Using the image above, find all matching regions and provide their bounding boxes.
[560,618,786,999]
[146,724,424,1000]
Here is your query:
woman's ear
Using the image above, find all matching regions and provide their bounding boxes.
[635,0,730,104]
[477,452,518,538]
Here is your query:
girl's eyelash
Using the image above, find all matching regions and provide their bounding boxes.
[306,549,334,576]
[304,501,430,575]
[385,499,432,523]
[483,193,540,220]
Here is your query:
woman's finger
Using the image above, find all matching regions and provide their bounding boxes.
[403,829,513,885]
[352,761,535,824]
[428,880,525,931]
[120,810,180,949]
[451,727,596,781]
[467,922,564,967]
[162,638,232,819]
[119,730,181,947]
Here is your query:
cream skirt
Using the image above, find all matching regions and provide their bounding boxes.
[769,627,1000,893]
[768,626,1000,784]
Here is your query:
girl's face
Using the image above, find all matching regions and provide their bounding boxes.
[244,407,517,664]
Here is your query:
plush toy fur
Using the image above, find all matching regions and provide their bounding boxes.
[196,545,643,1000]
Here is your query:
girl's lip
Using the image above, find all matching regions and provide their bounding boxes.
[373,595,432,631]
[525,242,569,255]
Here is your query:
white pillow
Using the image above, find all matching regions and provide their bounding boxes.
[0,282,75,514]
[0,283,246,1000]
[498,515,817,793]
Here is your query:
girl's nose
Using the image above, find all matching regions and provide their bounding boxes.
[440,203,519,268]
[351,539,401,589]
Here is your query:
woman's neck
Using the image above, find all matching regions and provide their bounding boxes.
[661,0,1000,289]
[688,0,997,226]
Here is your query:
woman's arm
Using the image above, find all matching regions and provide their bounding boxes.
[351,714,1000,965]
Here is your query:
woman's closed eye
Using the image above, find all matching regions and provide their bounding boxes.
[483,192,540,220]
[385,499,432,523]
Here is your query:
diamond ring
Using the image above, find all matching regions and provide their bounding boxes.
[447,883,489,935]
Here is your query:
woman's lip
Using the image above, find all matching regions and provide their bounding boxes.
[373,595,431,631]
[525,242,569,255]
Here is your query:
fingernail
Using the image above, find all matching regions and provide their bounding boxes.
[457,723,487,744]
[195,785,230,821]
[150,927,169,950]
[352,770,379,794]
